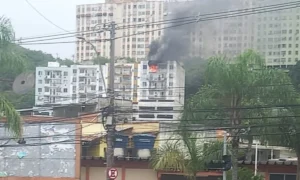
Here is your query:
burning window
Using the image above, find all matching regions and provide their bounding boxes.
[149,65,158,73]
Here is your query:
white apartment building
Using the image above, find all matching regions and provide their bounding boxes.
[133,60,185,121]
[35,61,185,121]
[35,62,106,106]
[76,0,165,63]
[102,60,137,101]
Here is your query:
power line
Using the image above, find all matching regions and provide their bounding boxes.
[16,0,300,43]
[14,29,97,42]
[0,130,298,148]
[2,113,300,140]
[24,0,70,32]
[19,2,300,46]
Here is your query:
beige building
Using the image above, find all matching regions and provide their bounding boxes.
[76,0,165,63]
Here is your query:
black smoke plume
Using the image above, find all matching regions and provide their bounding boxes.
[147,0,243,66]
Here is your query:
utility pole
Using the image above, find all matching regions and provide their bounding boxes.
[223,131,227,180]
[106,21,116,180]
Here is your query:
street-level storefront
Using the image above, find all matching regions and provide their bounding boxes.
[81,158,298,180]
[239,160,297,180]
[81,158,221,180]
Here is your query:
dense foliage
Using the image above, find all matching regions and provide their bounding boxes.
[152,50,300,180]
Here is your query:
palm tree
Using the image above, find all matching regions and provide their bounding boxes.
[181,50,295,180]
[151,130,263,180]
[151,131,225,180]
[0,16,25,138]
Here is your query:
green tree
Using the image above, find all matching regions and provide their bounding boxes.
[151,132,224,180]
[225,168,264,180]
[182,50,294,180]
[0,43,70,109]
[93,56,110,65]
[0,16,26,138]
[151,130,262,180]
[289,60,300,91]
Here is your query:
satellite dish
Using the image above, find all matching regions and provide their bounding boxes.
[13,72,35,95]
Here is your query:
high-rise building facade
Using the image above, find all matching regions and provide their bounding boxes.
[76,0,165,63]
[254,0,300,67]
[163,0,256,60]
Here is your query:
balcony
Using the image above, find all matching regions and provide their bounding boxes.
[148,84,166,90]
[148,94,167,99]
[79,88,86,93]
[122,80,131,84]
[79,73,88,77]
[147,75,166,81]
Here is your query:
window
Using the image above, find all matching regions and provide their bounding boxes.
[73,77,76,82]
[38,80,42,84]
[45,87,49,92]
[38,71,42,75]
[139,106,155,110]
[137,44,144,48]
[64,72,68,76]
[99,86,103,91]
[168,90,173,96]
[63,88,68,93]
[91,86,96,90]
[143,65,147,69]
[38,88,42,92]
[157,115,173,119]
[169,65,174,69]
[169,82,173,86]
[80,69,85,73]
[270,174,295,180]
[157,107,173,111]
[73,69,77,73]
[139,114,155,118]
[142,82,147,87]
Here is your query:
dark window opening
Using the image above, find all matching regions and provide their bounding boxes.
[158,100,174,102]
[157,115,173,119]
[139,106,155,110]
[139,114,155,118]
[157,107,173,111]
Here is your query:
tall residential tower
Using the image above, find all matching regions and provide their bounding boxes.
[76,0,165,63]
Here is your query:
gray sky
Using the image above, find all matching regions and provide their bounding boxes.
[0,0,104,60]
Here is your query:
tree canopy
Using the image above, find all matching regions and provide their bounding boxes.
[0,16,25,138]
[180,50,297,180]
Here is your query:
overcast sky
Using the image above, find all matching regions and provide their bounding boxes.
[0,0,104,60]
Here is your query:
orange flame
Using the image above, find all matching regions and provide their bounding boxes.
[149,65,158,73]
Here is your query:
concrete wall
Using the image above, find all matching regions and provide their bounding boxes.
[0,123,77,177]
